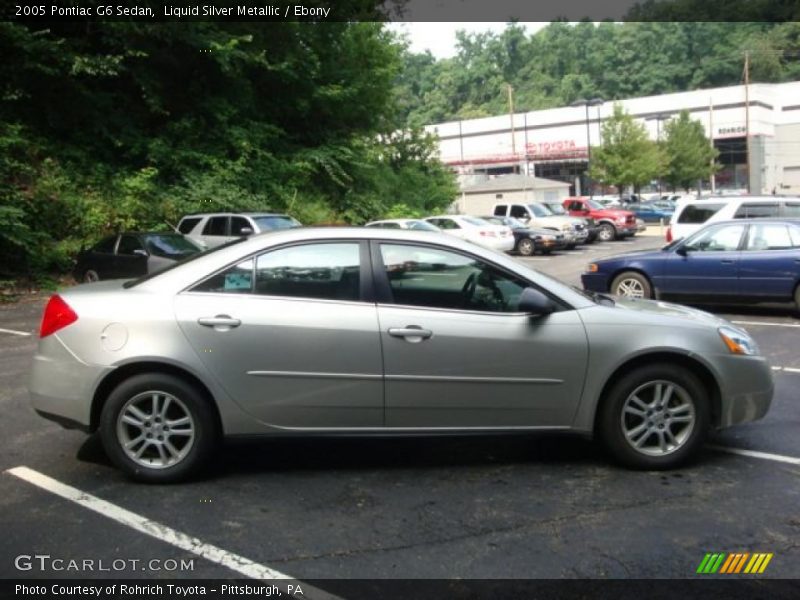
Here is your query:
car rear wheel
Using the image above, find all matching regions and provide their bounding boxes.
[795,284,800,314]
[611,271,652,299]
[83,269,100,283]
[517,238,535,256]
[597,223,616,242]
[100,373,218,483]
[598,364,710,469]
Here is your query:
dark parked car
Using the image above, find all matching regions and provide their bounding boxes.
[482,216,568,255]
[582,219,800,309]
[75,232,203,283]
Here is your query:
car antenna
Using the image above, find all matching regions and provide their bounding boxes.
[164,219,180,233]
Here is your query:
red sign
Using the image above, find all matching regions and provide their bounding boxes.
[526,140,586,159]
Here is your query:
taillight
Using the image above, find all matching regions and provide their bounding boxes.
[666,226,673,242]
[39,295,78,338]
[479,230,496,237]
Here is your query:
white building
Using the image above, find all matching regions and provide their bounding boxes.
[453,174,570,215]
[425,81,800,196]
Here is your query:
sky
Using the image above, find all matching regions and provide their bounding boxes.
[386,22,550,59]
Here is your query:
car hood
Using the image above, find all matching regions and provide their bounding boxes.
[610,296,730,327]
[593,208,634,218]
[597,248,667,264]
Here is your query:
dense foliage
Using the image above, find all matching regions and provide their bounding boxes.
[0,20,457,280]
[395,22,800,127]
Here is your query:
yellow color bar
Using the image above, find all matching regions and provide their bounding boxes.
[758,553,773,574]
[744,554,760,574]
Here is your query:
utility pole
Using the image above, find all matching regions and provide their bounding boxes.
[507,84,516,157]
[709,97,716,194]
[744,51,751,194]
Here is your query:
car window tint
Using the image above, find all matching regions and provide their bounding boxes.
[509,205,527,219]
[685,225,745,252]
[407,220,439,231]
[438,219,459,230]
[783,202,800,218]
[745,224,793,251]
[677,203,725,224]
[253,243,360,301]
[493,205,507,216]
[379,244,528,313]
[734,203,779,219]
[142,234,200,258]
[178,217,201,234]
[117,235,144,255]
[192,259,254,294]
[230,217,252,235]
[380,222,402,229]
[203,217,228,236]
[93,236,117,253]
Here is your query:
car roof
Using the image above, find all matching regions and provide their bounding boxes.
[676,195,799,206]
[180,212,289,218]
[700,217,800,227]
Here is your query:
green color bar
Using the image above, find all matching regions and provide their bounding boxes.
[697,553,713,574]
[710,553,727,573]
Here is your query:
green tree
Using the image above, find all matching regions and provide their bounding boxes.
[661,110,719,192]
[590,104,664,194]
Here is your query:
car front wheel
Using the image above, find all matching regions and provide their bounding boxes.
[100,373,218,483]
[83,269,100,283]
[597,223,616,242]
[598,364,710,469]
[611,271,652,299]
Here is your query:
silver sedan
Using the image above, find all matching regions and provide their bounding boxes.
[29,228,773,482]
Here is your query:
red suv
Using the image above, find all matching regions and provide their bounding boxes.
[562,197,637,241]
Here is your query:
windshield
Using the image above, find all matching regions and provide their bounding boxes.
[504,217,527,228]
[528,204,551,217]
[142,234,202,258]
[545,204,566,215]
[123,237,247,288]
[252,215,302,231]
[406,220,440,231]
[586,200,605,210]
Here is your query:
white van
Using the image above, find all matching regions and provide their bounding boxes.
[667,196,800,241]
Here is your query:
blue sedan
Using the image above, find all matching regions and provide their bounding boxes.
[628,202,674,223]
[582,219,800,309]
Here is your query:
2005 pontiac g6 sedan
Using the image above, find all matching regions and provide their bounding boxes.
[30,228,774,482]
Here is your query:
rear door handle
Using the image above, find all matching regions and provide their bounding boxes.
[388,327,432,343]
[198,315,241,329]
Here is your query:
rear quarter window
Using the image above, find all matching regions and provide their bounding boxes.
[734,203,779,219]
[677,203,725,224]
[178,217,201,234]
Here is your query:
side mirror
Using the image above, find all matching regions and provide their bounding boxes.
[518,287,556,316]
[675,246,688,256]
[133,249,148,257]
[239,227,254,236]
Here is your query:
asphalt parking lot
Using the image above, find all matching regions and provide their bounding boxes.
[1,228,798,586]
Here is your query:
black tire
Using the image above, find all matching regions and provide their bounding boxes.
[518,238,535,256]
[598,363,710,469]
[598,223,616,242]
[795,284,800,315]
[611,271,653,299]
[83,269,100,283]
[566,243,577,250]
[100,373,218,483]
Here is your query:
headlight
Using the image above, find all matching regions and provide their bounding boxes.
[718,326,759,356]
[561,223,572,231]
[586,263,599,273]
[615,216,627,223]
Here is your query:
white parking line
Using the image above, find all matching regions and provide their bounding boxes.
[0,327,31,337]
[732,320,800,329]
[5,466,336,596]
[708,446,800,466]
[770,366,800,374]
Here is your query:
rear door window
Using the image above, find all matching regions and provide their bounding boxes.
[509,205,527,219]
[117,235,145,255]
[677,203,725,224]
[493,204,507,216]
[745,224,793,251]
[178,217,201,234]
[93,236,118,254]
[734,203,780,219]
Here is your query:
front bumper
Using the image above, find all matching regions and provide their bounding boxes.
[713,354,773,427]
[581,271,611,292]
[28,335,112,431]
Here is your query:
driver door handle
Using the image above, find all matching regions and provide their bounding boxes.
[388,327,433,342]
[198,315,241,328]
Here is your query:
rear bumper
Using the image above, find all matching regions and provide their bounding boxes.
[480,237,515,252]
[28,336,112,431]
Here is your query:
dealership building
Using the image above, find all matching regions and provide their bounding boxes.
[425,81,800,197]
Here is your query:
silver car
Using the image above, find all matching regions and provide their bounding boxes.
[29,228,773,482]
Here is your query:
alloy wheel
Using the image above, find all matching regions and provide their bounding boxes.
[615,277,646,298]
[620,380,696,457]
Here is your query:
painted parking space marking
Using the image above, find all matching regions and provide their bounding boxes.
[0,327,31,337]
[708,446,800,466]
[5,466,339,598]
[770,366,800,374]
[732,320,800,329]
